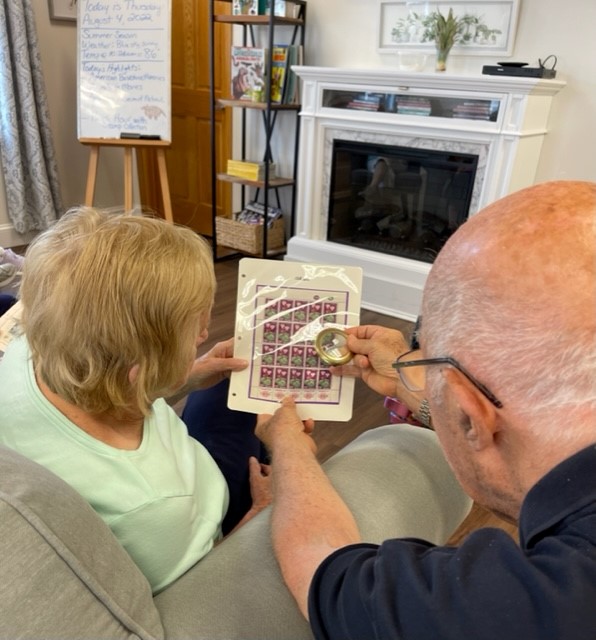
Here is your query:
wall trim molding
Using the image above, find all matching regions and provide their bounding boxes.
[0,222,36,249]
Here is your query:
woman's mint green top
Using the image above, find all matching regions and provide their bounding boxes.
[0,335,229,593]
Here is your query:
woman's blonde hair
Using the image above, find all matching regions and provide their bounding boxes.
[20,207,216,415]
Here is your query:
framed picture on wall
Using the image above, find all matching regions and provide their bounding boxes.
[48,0,77,22]
[378,0,520,56]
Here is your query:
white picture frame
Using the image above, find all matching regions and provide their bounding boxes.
[48,0,77,22]
[378,0,520,56]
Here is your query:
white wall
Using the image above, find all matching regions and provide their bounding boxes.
[0,0,125,247]
[304,0,596,182]
[1,0,594,247]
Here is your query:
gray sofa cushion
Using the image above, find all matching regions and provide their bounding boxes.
[155,424,472,640]
[0,425,471,640]
[0,446,164,640]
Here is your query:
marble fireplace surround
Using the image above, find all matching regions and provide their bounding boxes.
[285,66,565,320]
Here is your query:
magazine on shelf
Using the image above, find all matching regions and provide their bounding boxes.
[236,200,284,227]
[270,45,289,104]
[232,0,260,16]
[231,46,267,101]
[263,0,300,17]
[232,0,299,17]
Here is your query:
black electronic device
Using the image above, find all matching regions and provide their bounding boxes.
[483,55,558,79]
[482,65,557,79]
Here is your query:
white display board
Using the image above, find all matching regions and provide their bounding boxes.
[77,0,171,141]
[228,259,363,421]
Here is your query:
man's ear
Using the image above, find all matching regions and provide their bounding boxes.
[443,368,500,450]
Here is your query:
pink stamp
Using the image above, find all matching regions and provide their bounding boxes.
[274,367,289,389]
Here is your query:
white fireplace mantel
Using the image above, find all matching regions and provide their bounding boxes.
[285,66,565,320]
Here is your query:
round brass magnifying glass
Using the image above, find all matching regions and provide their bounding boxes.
[314,328,353,366]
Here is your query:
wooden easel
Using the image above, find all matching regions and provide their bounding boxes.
[79,138,173,223]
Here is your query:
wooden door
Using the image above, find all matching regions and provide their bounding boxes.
[138,0,232,236]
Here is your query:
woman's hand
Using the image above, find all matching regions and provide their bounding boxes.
[224,456,272,534]
[166,338,248,406]
[247,456,272,512]
[186,337,248,391]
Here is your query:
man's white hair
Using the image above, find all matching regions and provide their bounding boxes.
[422,266,596,441]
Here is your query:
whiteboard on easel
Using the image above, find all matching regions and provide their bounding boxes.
[77,0,171,141]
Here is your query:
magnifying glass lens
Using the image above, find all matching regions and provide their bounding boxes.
[315,328,353,365]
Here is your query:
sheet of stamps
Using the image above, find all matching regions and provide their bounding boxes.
[228,259,363,421]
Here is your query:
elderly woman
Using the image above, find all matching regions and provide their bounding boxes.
[0,208,269,594]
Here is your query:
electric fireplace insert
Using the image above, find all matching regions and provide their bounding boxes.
[327,140,479,263]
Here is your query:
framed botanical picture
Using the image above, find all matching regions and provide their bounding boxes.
[48,0,77,22]
[378,0,521,56]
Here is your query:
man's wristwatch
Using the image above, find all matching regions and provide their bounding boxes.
[417,398,432,428]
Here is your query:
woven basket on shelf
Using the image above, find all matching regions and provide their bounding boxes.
[215,217,285,255]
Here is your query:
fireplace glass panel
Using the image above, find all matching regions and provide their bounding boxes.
[327,140,478,263]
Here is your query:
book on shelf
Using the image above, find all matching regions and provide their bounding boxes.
[452,101,493,121]
[347,93,383,111]
[231,46,267,101]
[282,44,302,104]
[230,44,302,104]
[232,0,260,15]
[396,96,432,117]
[232,0,299,17]
[270,45,289,104]
[227,159,277,181]
[262,0,300,17]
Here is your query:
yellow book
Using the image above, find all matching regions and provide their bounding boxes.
[227,160,276,180]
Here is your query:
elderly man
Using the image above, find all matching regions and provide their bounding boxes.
[256,181,596,640]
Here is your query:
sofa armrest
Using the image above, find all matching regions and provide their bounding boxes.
[0,446,164,640]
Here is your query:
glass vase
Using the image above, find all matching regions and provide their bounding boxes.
[435,46,451,72]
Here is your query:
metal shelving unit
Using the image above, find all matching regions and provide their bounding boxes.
[209,0,307,259]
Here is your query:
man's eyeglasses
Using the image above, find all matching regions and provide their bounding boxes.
[392,350,503,409]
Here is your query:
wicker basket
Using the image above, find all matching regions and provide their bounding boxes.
[216,217,285,255]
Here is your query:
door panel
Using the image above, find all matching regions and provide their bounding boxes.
[138,0,231,236]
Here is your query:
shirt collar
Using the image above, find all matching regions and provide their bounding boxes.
[519,444,596,548]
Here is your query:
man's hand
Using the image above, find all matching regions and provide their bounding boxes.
[330,325,410,397]
[256,396,317,456]
[257,397,360,620]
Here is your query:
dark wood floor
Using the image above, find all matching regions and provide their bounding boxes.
[206,257,517,544]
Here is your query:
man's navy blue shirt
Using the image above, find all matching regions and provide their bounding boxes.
[308,445,596,640]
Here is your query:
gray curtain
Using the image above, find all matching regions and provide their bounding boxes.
[0,0,63,234]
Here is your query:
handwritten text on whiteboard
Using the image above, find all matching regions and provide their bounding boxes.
[78,1,171,140]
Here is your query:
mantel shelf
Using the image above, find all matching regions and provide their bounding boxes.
[293,66,566,97]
